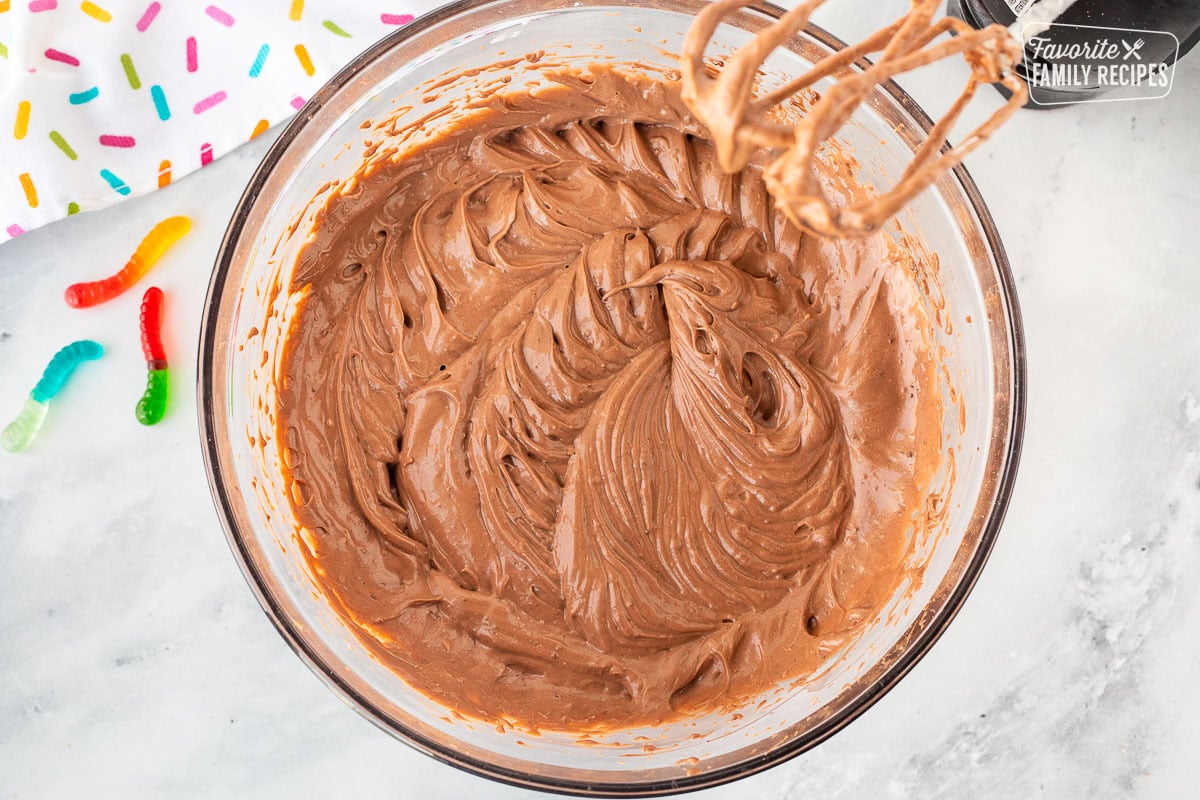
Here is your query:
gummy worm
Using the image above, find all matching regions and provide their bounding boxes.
[2,340,104,453]
[65,216,191,308]
[136,287,169,425]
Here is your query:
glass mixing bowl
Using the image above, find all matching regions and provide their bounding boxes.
[198,0,1025,794]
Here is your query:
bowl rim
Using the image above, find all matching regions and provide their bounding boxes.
[197,0,1026,795]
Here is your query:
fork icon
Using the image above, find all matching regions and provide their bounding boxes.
[1122,38,1146,60]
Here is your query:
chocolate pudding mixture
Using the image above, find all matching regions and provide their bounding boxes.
[277,67,946,730]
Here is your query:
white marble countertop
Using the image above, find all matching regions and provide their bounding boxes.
[3,6,1199,798]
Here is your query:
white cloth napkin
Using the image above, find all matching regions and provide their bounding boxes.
[1,0,445,241]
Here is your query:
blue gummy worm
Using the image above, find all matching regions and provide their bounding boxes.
[30,340,104,403]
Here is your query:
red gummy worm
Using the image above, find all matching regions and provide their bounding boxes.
[65,216,191,308]
[66,271,129,309]
[140,287,166,367]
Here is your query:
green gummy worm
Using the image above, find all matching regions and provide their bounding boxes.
[1,397,49,453]
[136,369,169,426]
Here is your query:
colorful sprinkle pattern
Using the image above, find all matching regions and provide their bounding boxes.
[149,84,169,120]
[14,101,30,139]
[44,47,80,66]
[192,91,225,115]
[49,130,77,159]
[135,2,159,31]
[80,2,110,23]
[119,52,140,88]
[248,44,269,78]
[2,2,429,239]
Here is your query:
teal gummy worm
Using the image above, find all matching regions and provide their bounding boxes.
[2,340,104,453]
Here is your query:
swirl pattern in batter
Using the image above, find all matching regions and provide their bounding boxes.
[278,67,945,730]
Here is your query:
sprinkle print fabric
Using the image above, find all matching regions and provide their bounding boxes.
[0,1,442,240]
